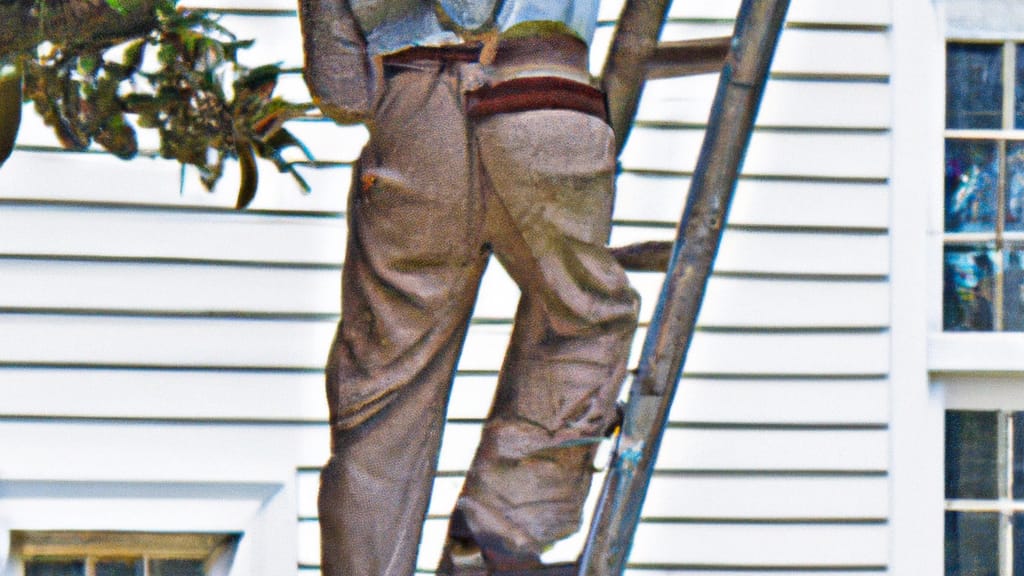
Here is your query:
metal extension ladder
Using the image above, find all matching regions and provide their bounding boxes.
[545,1,792,575]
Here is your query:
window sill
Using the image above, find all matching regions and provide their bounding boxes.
[929,331,1024,373]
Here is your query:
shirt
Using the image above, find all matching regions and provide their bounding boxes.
[348,0,601,55]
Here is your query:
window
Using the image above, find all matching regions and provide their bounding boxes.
[943,41,1024,331]
[946,410,1024,575]
[12,532,236,576]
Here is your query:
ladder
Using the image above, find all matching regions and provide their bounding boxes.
[543,1,792,575]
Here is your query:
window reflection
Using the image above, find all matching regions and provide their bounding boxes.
[1017,44,1024,129]
[947,43,1004,129]
[1005,250,1024,331]
[946,510,1000,576]
[25,561,86,576]
[947,411,999,499]
[96,560,145,576]
[149,559,205,576]
[945,247,999,331]
[946,140,999,233]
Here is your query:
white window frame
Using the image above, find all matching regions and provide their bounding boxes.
[0,479,293,576]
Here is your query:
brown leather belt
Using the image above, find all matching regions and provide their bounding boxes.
[382,43,484,65]
[381,35,606,123]
[465,76,607,123]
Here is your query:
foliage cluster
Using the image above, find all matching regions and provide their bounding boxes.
[0,0,313,207]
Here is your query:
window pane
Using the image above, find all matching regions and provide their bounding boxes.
[945,247,999,332]
[947,411,1000,499]
[1006,250,1024,332]
[1008,143,1024,231]
[947,511,1000,576]
[1017,44,1024,129]
[25,561,86,576]
[946,139,999,233]
[149,559,205,576]
[947,43,1004,129]
[96,560,145,576]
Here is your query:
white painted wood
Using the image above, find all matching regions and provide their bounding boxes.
[694,276,891,328]
[638,77,891,129]
[0,421,312,482]
[622,572,885,576]
[184,0,895,28]
[429,423,888,473]
[0,260,342,314]
[296,471,889,522]
[889,1,945,576]
[1,149,350,212]
[458,325,891,376]
[620,128,891,179]
[639,475,890,520]
[0,368,329,421]
[300,518,890,571]
[599,0,892,26]
[614,175,890,230]
[610,228,890,277]
[461,268,889,327]
[668,377,890,425]
[627,522,889,567]
[0,204,346,265]
[593,26,890,78]
[0,315,334,368]
[0,315,886,373]
[928,333,1024,372]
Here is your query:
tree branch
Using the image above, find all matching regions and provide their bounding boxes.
[0,0,160,54]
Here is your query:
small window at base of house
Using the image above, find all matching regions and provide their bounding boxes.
[13,532,236,576]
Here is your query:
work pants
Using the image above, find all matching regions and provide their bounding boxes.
[318,44,639,576]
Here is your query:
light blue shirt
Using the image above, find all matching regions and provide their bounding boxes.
[349,0,600,55]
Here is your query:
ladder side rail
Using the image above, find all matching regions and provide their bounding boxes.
[577,1,791,574]
[600,0,673,155]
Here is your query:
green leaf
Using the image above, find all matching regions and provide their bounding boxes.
[105,0,130,15]
[235,139,258,209]
[0,62,23,167]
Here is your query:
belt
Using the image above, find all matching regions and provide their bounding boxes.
[466,76,608,123]
[381,36,607,123]
[381,43,484,65]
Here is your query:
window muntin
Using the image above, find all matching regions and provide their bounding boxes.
[944,41,1024,331]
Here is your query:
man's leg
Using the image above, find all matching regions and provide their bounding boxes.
[319,62,488,576]
[448,108,639,560]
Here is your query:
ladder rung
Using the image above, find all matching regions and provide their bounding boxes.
[610,240,672,273]
[646,36,732,80]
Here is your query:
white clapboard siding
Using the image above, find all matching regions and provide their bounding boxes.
[442,375,891,426]
[0,148,351,212]
[598,0,892,26]
[295,471,889,522]
[294,518,890,572]
[0,204,345,265]
[0,368,330,421]
[483,270,889,327]
[0,316,888,375]
[611,228,890,277]
[592,25,889,78]
[426,425,890,473]
[614,176,890,230]
[637,76,891,129]
[0,1,895,575]
[620,129,890,179]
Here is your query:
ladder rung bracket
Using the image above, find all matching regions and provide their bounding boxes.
[645,37,732,80]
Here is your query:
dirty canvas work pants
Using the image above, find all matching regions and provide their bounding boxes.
[318,37,639,576]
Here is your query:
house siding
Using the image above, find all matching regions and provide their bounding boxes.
[0,0,894,574]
